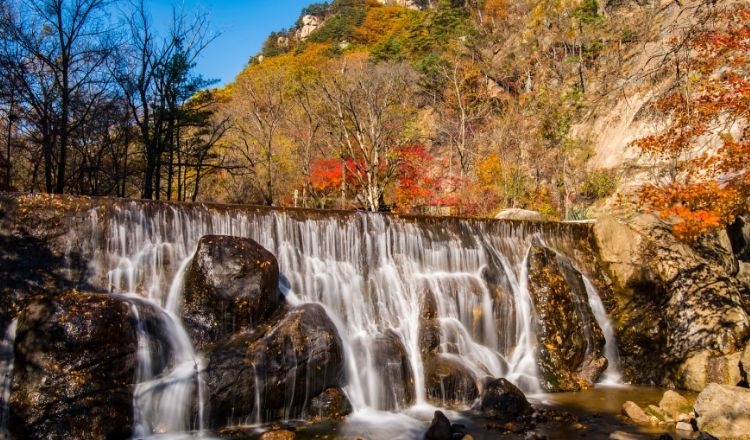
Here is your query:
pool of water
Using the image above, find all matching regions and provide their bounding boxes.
[219,385,695,440]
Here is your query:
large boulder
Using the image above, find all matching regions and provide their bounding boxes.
[527,245,607,391]
[594,215,750,390]
[476,378,532,422]
[182,235,280,351]
[9,291,139,440]
[206,303,345,425]
[694,383,750,439]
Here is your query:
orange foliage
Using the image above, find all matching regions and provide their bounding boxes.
[634,5,750,241]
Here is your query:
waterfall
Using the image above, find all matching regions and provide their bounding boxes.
[584,278,623,383]
[0,320,17,440]
[79,201,621,426]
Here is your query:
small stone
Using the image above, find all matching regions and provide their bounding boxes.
[608,431,650,440]
[622,401,651,425]
[646,404,671,422]
[676,413,691,422]
[675,421,694,432]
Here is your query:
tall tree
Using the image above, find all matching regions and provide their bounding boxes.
[1,0,114,194]
[116,0,215,200]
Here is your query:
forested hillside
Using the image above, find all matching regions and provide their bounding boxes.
[2,0,748,226]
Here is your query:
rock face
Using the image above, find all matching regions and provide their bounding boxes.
[477,378,532,422]
[694,383,750,439]
[206,303,345,425]
[0,195,96,334]
[527,245,607,391]
[183,235,280,351]
[594,215,750,390]
[9,291,139,440]
[296,15,321,40]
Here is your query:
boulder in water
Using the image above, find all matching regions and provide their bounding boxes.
[206,303,345,425]
[424,355,479,405]
[183,235,281,351]
[527,245,607,391]
[9,291,139,440]
[425,410,452,440]
[371,330,416,409]
[621,401,655,425]
[658,390,692,421]
[307,387,352,421]
[694,383,750,439]
[477,378,532,422]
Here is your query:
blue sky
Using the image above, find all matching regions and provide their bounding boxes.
[145,0,314,86]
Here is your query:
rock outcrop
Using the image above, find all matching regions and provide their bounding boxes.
[527,245,607,391]
[182,234,280,351]
[594,214,750,390]
[9,291,140,440]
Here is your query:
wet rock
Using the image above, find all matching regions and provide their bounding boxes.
[183,235,280,351]
[9,291,139,440]
[527,245,607,391]
[694,383,750,439]
[371,330,415,409]
[621,401,654,425]
[425,410,452,440]
[307,387,352,421]
[206,303,345,425]
[658,390,691,421]
[425,355,479,405]
[477,378,532,422]
[675,421,694,432]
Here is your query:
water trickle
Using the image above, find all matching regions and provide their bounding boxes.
[0,320,18,440]
[584,278,623,384]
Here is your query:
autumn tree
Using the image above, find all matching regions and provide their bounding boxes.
[634,5,750,241]
[316,57,418,211]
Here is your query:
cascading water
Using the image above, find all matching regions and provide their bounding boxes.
[0,320,17,440]
[79,201,622,433]
[584,278,623,383]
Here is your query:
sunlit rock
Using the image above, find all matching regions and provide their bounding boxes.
[695,383,750,438]
[182,234,280,351]
[527,245,606,391]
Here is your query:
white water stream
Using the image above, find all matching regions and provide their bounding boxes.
[73,202,622,434]
[0,320,17,440]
